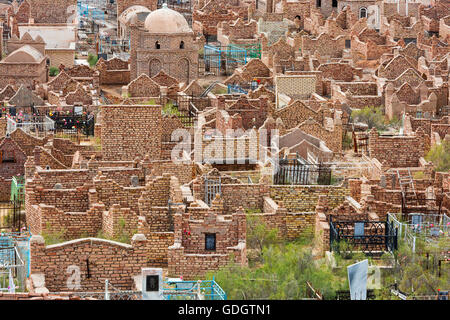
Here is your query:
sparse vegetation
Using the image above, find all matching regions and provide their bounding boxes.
[162,102,182,117]
[351,106,386,131]
[95,217,136,244]
[87,53,98,67]
[49,67,59,77]
[425,140,450,172]
[207,229,348,299]
[41,223,67,245]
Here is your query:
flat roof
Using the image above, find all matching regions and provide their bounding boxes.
[18,25,76,50]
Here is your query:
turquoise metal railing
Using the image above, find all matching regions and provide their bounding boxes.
[163,278,227,300]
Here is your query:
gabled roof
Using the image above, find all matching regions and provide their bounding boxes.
[9,85,44,107]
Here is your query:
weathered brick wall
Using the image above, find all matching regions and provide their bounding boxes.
[285,212,315,239]
[26,184,90,213]
[101,105,162,161]
[296,118,342,153]
[0,177,11,202]
[6,33,46,55]
[368,128,427,168]
[0,86,16,103]
[33,147,68,170]
[0,59,47,89]
[33,203,104,239]
[92,174,144,214]
[65,86,93,106]
[168,205,247,278]
[217,18,257,45]
[28,0,77,23]
[46,50,75,68]
[30,235,159,291]
[270,183,350,212]
[102,204,138,239]
[137,224,174,266]
[0,137,27,179]
[117,0,157,16]
[274,100,323,130]
[52,138,94,156]
[301,33,345,58]
[96,58,130,85]
[9,129,48,156]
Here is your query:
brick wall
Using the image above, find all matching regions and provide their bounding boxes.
[28,0,77,23]
[270,183,350,212]
[30,234,161,291]
[101,105,162,161]
[368,128,427,168]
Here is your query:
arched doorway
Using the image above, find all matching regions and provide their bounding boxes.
[149,58,161,77]
[178,58,190,83]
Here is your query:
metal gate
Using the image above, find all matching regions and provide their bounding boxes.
[0,201,24,232]
[205,177,221,206]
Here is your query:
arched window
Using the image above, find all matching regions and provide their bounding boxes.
[332,0,337,8]
[155,41,160,49]
[359,7,367,19]
[180,41,185,49]
[316,0,321,7]
[295,15,301,21]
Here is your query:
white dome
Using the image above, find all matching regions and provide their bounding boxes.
[144,3,191,34]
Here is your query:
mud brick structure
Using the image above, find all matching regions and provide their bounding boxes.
[117,0,157,17]
[192,0,249,38]
[100,104,162,161]
[217,18,259,46]
[96,57,130,85]
[129,4,200,83]
[331,81,383,109]
[0,0,448,298]
[168,196,247,279]
[0,44,48,88]
[26,0,77,24]
[30,234,160,291]
[368,127,428,168]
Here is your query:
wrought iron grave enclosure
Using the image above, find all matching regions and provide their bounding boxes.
[330,216,398,255]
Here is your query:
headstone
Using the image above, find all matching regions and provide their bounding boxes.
[131,175,139,187]
[354,222,365,238]
[348,259,368,300]
[380,175,386,188]
[141,268,163,300]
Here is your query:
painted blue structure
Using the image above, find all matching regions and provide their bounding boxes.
[77,1,105,20]
[0,232,31,277]
[163,278,227,300]
[227,81,259,94]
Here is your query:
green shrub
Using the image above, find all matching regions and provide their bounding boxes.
[49,67,59,77]
[42,223,67,245]
[87,53,98,67]
[207,239,346,299]
[425,140,450,172]
[351,106,386,130]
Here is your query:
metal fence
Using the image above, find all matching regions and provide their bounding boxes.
[0,200,24,232]
[6,116,55,137]
[47,279,226,300]
[163,279,227,300]
[273,159,332,185]
[0,232,30,292]
[205,177,221,206]
[330,217,398,255]
[387,212,449,253]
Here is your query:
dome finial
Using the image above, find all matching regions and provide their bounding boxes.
[162,2,168,8]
